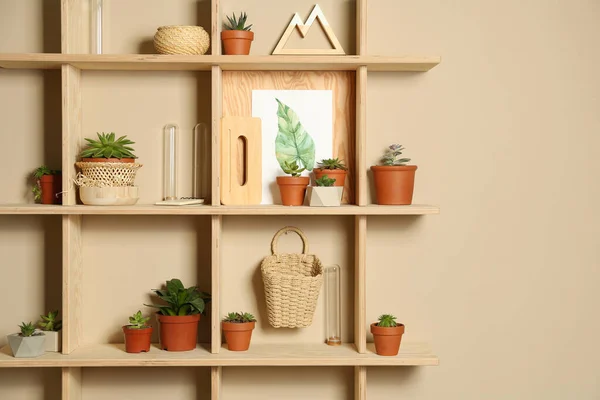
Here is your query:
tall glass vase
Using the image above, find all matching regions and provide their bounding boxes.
[90,0,103,54]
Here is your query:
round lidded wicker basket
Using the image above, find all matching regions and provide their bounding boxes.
[75,161,142,187]
[154,26,210,55]
[261,226,323,328]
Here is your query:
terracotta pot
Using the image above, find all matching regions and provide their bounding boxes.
[82,158,135,163]
[370,165,417,205]
[313,169,347,187]
[157,314,200,351]
[276,176,309,206]
[122,326,153,353]
[221,30,254,55]
[222,321,255,351]
[370,323,405,356]
[39,175,55,205]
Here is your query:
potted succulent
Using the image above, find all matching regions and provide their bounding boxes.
[313,158,347,188]
[276,161,310,206]
[222,12,254,55]
[122,310,153,353]
[370,314,405,356]
[36,310,62,352]
[307,175,343,207]
[370,144,417,205]
[75,132,142,206]
[222,312,256,351]
[33,166,61,205]
[8,322,46,358]
[145,279,211,352]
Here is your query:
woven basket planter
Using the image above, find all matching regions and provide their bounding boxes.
[75,161,142,187]
[154,26,210,55]
[261,226,323,328]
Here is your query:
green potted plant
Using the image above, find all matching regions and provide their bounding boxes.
[370,144,417,205]
[145,279,210,352]
[122,310,153,354]
[222,12,254,55]
[307,175,343,207]
[313,158,347,188]
[222,312,256,351]
[8,322,46,358]
[33,166,61,205]
[276,161,310,206]
[37,310,62,352]
[370,314,405,356]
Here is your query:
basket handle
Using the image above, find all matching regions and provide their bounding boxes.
[271,226,309,255]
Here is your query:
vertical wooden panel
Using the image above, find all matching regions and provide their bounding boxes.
[62,367,82,400]
[355,66,367,206]
[354,215,366,353]
[354,366,367,400]
[211,0,221,55]
[211,215,222,353]
[61,0,87,54]
[63,215,82,354]
[356,0,367,55]
[211,366,222,400]
[222,71,356,204]
[212,66,223,205]
[62,64,82,206]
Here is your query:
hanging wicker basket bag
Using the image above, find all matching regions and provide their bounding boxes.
[261,226,323,328]
[154,26,210,55]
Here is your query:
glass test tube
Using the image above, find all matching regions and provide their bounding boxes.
[193,123,210,199]
[91,0,103,54]
[163,124,179,200]
[325,265,342,346]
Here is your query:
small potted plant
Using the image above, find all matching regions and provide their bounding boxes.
[145,279,211,352]
[313,158,347,188]
[122,310,153,353]
[276,161,310,206]
[222,12,254,55]
[222,312,256,351]
[370,144,417,205]
[8,322,46,358]
[307,175,343,207]
[33,166,61,205]
[370,314,405,356]
[37,310,62,352]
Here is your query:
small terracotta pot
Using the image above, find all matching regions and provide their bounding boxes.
[221,30,254,55]
[313,169,347,187]
[39,175,55,205]
[370,323,405,356]
[82,158,136,163]
[222,321,255,351]
[157,314,200,352]
[276,176,309,206]
[370,165,417,205]
[122,326,153,353]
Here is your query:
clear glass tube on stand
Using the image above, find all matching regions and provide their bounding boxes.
[163,124,179,201]
[90,0,103,54]
[325,265,341,346]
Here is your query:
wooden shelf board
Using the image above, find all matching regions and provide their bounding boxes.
[0,343,438,368]
[0,54,440,72]
[0,204,440,216]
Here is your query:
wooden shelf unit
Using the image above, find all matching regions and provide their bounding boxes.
[0,0,441,399]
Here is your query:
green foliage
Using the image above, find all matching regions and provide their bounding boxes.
[381,144,411,166]
[19,322,37,337]
[223,312,257,323]
[127,310,150,329]
[224,12,253,31]
[377,314,398,328]
[33,165,52,179]
[318,158,347,170]
[275,98,316,172]
[315,175,336,187]
[281,161,305,177]
[32,185,42,203]
[79,132,137,159]
[145,279,211,316]
[37,310,62,332]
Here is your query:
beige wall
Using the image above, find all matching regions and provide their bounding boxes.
[1,0,600,399]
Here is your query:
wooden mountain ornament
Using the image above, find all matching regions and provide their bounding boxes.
[273,4,345,55]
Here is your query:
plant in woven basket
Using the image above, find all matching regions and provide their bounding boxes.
[317,158,347,171]
[370,313,405,356]
[222,312,257,352]
[221,12,255,55]
[80,132,137,161]
[37,310,62,332]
